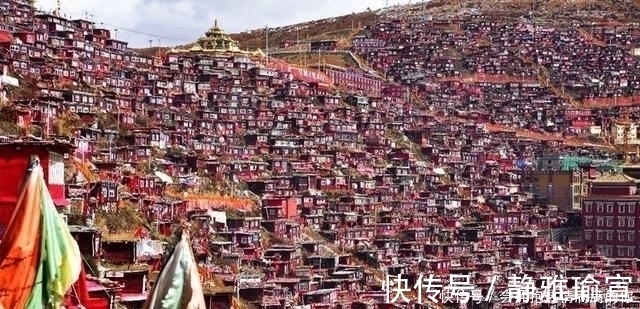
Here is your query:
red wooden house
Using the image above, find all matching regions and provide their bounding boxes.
[261,196,298,239]
[0,140,74,231]
[102,237,137,264]
[123,174,164,196]
[104,266,149,307]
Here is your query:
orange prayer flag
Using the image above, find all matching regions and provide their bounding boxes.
[0,169,43,309]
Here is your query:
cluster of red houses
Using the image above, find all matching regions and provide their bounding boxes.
[3,0,640,308]
[354,13,640,138]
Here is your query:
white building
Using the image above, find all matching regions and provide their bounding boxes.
[611,122,640,145]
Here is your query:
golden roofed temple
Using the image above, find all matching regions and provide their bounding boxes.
[169,19,263,56]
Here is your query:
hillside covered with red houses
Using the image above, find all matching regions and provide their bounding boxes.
[5,0,640,308]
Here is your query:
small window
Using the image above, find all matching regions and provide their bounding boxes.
[606,247,613,256]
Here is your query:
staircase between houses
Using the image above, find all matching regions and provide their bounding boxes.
[575,27,606,47]
[533,63,580,107]
[519,52,579,107]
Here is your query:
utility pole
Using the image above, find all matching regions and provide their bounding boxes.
[236,259,241,299]
[45,101,51,139]
[351,13,354,30]
[304,34,309,68]
[117,106,120,132]
[547,183,553,243]
[156,38,161,59]
[296,26,300,66]
[114,105,120,163]
[265,25,269,65]
[548,210,552,243]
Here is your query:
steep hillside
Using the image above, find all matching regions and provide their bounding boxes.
[404,0,640,20]
[134,0,640,57]
[272,52,358,68]
[132,11,377,56]
[228,11,378,50]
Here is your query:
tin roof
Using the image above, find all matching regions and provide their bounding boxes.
[590,172,638,183]
[0,138,75,152]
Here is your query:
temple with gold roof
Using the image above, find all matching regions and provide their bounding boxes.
[169,19,263,56]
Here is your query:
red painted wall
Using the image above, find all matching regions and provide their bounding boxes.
[0,144,70,229]
[0,153,32,227]
[285,198,298,220]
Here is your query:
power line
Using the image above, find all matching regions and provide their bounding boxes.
[41,8,204,30]
[35,8,201,43]
[96,22,189,42]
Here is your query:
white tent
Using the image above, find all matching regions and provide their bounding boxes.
[0,66,18,87]
[153,171,174,184]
